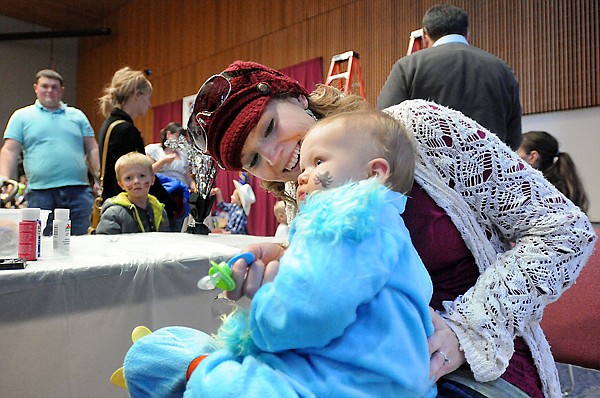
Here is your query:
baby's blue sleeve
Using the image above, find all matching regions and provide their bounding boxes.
[250,204,404,352]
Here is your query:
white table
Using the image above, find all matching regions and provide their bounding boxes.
[0,232,277,398]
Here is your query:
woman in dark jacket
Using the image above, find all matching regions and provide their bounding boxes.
[97,67,174,219]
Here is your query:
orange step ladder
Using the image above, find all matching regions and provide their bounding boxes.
[324,51,366,98]
[406,29,425,55]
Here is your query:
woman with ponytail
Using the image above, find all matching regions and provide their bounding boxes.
[518,130,589,213]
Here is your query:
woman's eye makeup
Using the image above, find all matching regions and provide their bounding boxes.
[247,119,275,170]
[248,154,258,169]
[265,119,274,138]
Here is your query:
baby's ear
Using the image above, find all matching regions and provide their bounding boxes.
[368,158,390,183]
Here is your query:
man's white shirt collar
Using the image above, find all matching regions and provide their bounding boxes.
[433,34,469,47]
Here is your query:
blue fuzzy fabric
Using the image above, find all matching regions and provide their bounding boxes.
[124,326,216,398]
[198,179,437,397]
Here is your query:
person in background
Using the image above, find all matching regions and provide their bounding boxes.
[146,122,194,231]
[210,180,255,234]
[97,66,175,224]
[186,60,595,397]
[517,130,589,213]
[377,4,522,150]
[96,152,169,234]
[273,201,289,240]
[113,109,437,398]
[145,122,194,189]
[0,69,99,235]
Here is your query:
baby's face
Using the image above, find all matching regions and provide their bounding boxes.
[296,121,372,204]
[118,164,154,202]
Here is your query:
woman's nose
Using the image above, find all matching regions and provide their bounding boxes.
[259,144,283,168]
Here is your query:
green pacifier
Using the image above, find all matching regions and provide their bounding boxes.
[197,252,255,291]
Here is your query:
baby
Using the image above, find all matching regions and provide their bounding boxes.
[113,110,436,398]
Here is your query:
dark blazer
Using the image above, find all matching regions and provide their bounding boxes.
[98,108,174,217]
[377,42,522,150]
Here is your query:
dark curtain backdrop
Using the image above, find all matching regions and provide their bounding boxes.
[151,57,323,236]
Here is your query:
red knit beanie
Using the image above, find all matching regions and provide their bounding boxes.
[203,61,309,170]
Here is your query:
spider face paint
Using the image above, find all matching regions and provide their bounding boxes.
[313,171,333,188]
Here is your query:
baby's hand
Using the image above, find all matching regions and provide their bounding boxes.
[225,243,284,301]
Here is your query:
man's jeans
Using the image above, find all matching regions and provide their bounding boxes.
[27,185,94,236]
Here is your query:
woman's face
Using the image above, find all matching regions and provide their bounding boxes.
[240,97,316,182]
[136,92,152,116]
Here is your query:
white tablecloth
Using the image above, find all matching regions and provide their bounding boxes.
[0,232,277,398]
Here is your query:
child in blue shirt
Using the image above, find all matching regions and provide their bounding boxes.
[210,180,255,234]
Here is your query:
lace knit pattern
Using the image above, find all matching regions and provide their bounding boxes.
[385,100,596,398]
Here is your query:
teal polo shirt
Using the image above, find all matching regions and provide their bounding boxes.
[3,100,95,189]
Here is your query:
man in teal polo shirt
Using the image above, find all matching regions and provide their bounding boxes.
[0,69,100,235]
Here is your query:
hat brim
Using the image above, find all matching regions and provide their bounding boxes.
[233,180,256,216]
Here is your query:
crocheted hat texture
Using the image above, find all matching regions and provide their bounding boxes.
[205,61,308,170]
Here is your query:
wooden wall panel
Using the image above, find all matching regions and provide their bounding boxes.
[77,0,600,145]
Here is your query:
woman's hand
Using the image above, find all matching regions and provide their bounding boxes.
[428,307,466,381]
[225,242,285,301]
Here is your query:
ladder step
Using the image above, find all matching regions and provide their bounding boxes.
[326,72,351,81]
[331,51,360,62]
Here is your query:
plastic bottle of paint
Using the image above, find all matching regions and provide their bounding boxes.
[52,208,71,256]
[30,207,42,258]
[18,208,38,261]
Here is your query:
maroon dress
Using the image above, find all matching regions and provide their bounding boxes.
[403,182,543,398]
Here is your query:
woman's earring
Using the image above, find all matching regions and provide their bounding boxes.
[305,108,317,121]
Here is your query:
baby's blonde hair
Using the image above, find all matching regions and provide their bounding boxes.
[115,152,153,182]
[273,201,286,215]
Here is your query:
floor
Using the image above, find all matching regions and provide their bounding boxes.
[557,363,600,397]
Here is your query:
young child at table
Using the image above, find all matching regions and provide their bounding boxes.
[111,109,436,398]
[210,180,255,234]
[96,152,169,234]
[273,201,289,240]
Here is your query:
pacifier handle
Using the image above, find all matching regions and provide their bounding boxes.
[197,252,255,291]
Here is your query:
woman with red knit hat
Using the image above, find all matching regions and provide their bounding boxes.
[186,60,595,397]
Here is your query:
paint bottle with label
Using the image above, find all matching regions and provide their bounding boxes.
[52,208,71,256]
[30,207,42,258]
[18,208,38,261]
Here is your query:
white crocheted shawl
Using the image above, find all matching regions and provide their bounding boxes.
[385,100,596,398]
[283,99,596,397]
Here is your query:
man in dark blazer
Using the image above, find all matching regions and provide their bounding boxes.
[377,4,522,150]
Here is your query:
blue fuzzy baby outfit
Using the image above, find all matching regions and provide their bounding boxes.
[123,179,436,397]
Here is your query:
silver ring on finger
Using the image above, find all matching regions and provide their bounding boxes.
[436,350,451,366]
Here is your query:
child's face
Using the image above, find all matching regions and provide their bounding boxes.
[296,120,375,204]
[230,190,242,206]
[118,164,154,202]
[275,209,287,225]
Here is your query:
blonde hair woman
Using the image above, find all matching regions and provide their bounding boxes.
[97,67,174,219]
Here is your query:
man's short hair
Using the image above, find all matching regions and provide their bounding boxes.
[35,69,64,86]
[422,4,469,41]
